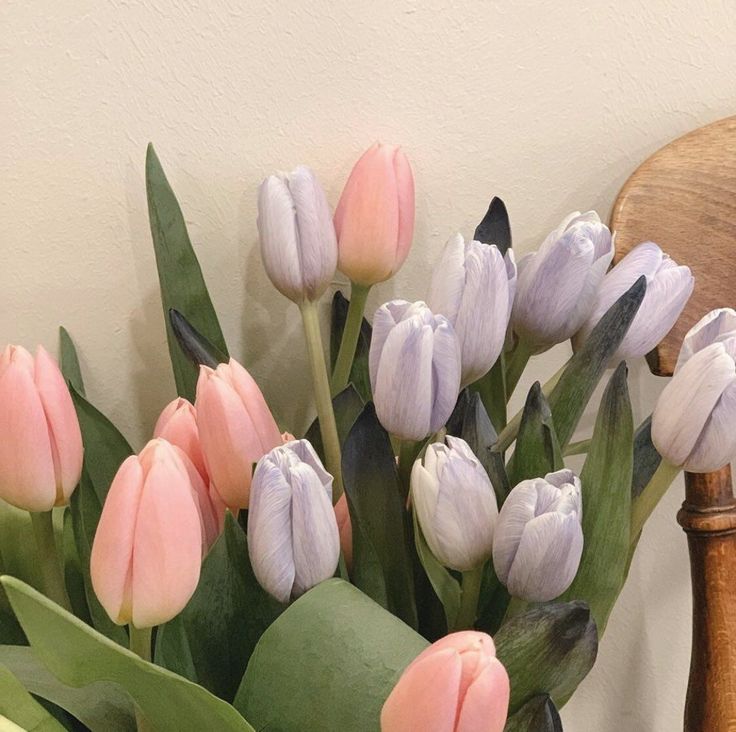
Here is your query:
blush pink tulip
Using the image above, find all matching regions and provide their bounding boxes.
[195,358,282,510]
[334,493,353,570]
[0,345,83,512]
[334,143,415,286]
[381,631,509,732]
[90,439,202,628]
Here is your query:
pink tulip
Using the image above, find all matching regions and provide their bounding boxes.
[90,439,202,628]
[334,143,415,286]
[381,631,509,732]
[0,345,83,511]
[195,358,282,510]
[334,493,353,570]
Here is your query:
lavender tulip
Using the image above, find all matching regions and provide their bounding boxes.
[411,436,498,571]
[511,211,613,351]
[369,300,461,441]
[574,241,694,362]
[492,469,583,602]
[257,166,338,303]
[427,234,517,386]
[675,307,736,371]
[248,439,340,603]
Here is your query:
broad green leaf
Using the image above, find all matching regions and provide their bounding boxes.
[155,515,284,702]
[475,563,510,637]
[234,579,428,732]
[507,382,563,485]
[0,663,66,731]
[342,405,417,628]
[1,577,254,732]
[0,645,134,732]
[504,694,562,732]
[169,308,227,369]
[146,144,229,401]
[561,363,633,634]
[329,291,372,402]
[58,327,85,397]
[632,415,661,499]
[495,601,598,713]
[62,511,90,625]
[547,276,646,448]
[304,384,364,459]
[474,196,512,254]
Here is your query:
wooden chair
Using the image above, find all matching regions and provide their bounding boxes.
[610,115,736,732]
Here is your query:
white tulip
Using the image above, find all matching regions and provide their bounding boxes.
[369,300,461,441]
[511,211,613,351]
[574,241,694,362]
[492,468,583,602]
[675,307,736,372]
[427,234,517,386]
[411,436,498,571]
[257,166,338,303]
[247,439,340,603]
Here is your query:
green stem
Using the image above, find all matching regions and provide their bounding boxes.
[630,459,681,539]
[330,283,371,396]
[454,566,484,630]
[29,510,71,611]
[564,438,591,457]
[398,440,421,504]
[502,596,530,624]
[129,625,154,732]
[504,340,534,398]
[300,301,344,501]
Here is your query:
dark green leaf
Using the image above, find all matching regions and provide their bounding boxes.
[169,308,228,369]
[155,514,284,702]
[342,404,417,628]
[330,291,372,402]
[0,663,66,731]
[561,363,633,634]
[146,144,229,401]
[62,511,90,625]
[475,563,510,636]
[547,276,646,448]
[234,579,428,732]
[470,354,507,433]
[632,415,661,499]
[304,384,364,460]
[1,576,254,732]
[495,601,598,713]
[58,327,85,397]
[474,196,511,254]
[504,694,562,732]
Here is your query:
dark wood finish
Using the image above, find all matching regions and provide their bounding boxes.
[610,116,736,732]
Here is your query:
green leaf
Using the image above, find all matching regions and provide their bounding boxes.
[475,563,510,637]
[169,308,228,369]
[304,384,364,460]
[342,405,417,628]
[329,291,372,402]
[146,144,229,401]
[495,601,598,713]
[474,196,511,254]
[632,415,661,499]
[155,514,284,702]
[0,645,134,731]
[0,663,67,731]
[560,363,633,634]
[504,694,562,732]
[234,579,428,732]
[547,276,646,448]
[1,576,254,732]
[507,382,563,485]
[470,354,507,434]
[58,328,85,397]
[62,511,90,625]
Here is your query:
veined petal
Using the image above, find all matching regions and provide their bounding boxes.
[369,299,412,389]
[429,317,462,433]
[456,658,510,732]
[287,438,333,492]
[427,233,466,325]
[684,379,736,472]
[677,308,736,372]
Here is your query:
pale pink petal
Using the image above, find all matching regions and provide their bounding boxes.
[391,147,415,274]
[154,398,208,482]
[456,658,510,732]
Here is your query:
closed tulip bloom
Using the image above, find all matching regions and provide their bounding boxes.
[90,439,202,628]
[369,300,461,441]
[248,440,340,603]
[428,234,517,386]
[493,469,583,602]
[411,437,498,571]
[257,166,338,303]
[195,358,282,510]
[0,345,83,511]
[381,631,509,732]
[574,241,694,361]
[512,212,613,351]
[675,307,736,371]
[334,143,415,286]
[652,335,736,473]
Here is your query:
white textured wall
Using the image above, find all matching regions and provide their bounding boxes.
[3,2,735,729]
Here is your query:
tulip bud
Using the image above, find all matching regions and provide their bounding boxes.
[652,330,736,473]
[428,234,517,386]
[381,631,509,732]
[248,440,340,603]
[411,437,498,571]
[511,211,613,351]
[492,469,583,602]
[675,307,736,372]
[0,345,83,511]
[573,241,694,361]
[90,439,202,628]
[369,300,461,441]
[334,143,415,286]
[257,166,338,303]
[195,358,282,510]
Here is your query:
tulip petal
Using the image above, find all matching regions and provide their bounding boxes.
[154,398,208,483]
[369,300,411,389]
[427,233,466,326]
[684,379,736,472]
[456,658,510,732]
[429,318,462,433]
[392,147,415,274]
[288,438,333,491]
[677,308,736,372]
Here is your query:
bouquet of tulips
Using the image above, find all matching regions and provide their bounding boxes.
[1,140,734,732]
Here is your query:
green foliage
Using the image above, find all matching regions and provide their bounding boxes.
[504,694,562,732]
[304,384,364,460]
[330,291,372,402]
[0,662,67,731]
[169,308,228,369]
